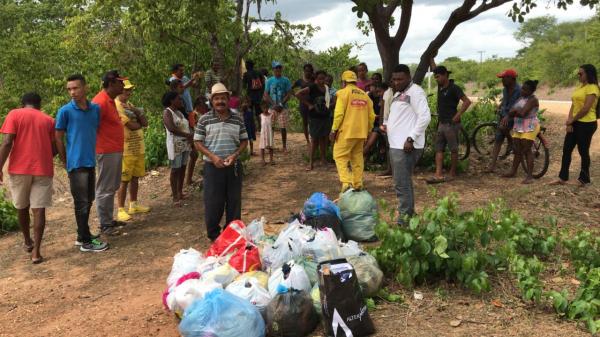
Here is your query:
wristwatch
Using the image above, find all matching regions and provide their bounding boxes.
[407,137,414,143]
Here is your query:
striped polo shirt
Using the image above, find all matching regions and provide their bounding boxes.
[194,109,248,161]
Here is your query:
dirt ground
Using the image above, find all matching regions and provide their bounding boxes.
[1,101,599,337]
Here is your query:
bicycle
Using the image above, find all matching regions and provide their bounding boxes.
[471,120,550,178]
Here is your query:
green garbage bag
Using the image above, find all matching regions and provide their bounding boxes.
[338,189,378,242]
[295,256,318,287]
[347,253,383,297]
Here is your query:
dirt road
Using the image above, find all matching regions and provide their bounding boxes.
[0,101,598,337]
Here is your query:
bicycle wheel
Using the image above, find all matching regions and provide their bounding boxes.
[458,126,470,160]
[520,133,549,179]
[471,122,498,156]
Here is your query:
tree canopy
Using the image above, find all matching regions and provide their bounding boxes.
[435,13,600,88]
[350,0,598,83]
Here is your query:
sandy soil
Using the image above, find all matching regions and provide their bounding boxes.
[0,101,598,337]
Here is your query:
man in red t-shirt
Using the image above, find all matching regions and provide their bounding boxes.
[92,70,125,235]
[0,93,56,264]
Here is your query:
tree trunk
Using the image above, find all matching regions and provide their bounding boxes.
[380,43,399,81]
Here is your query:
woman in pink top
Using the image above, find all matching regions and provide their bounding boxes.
[503,80,540,184]
[356,62,372,91]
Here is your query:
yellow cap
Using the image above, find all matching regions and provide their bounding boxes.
[123,79,135,89]
[341,70,357,83]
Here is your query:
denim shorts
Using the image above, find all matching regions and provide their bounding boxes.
[495,117,514,142]
[170,151,190,169]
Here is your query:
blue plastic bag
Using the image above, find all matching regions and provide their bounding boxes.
[179,289,265,337]
[303,192,340,219]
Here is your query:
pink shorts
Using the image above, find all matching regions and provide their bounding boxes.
[270,108,289,129]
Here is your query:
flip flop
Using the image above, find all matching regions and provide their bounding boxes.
[23,243,34,253]
[548,180,567,186]
[426,177,447,184]
[31,256,44,264]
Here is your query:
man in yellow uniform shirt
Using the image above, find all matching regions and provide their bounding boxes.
[329,70,375,192]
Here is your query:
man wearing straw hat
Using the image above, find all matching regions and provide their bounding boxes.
[194,83,249,241]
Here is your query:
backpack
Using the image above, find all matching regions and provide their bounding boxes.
[250,75,263,91]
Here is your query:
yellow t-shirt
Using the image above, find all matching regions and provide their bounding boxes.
[571,83,599,123]
[116,98,145,156]
[332,84,376,139]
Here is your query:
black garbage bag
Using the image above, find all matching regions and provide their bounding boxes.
[304,214,346,242]
[318,258,375,337]
[265,289,319,337]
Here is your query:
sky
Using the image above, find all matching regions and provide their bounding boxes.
[252,0,596,70]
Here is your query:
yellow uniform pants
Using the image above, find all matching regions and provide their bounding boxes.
[333,138,365,192]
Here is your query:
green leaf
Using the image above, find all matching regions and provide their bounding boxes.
[403,233,413,248]
[434,235,448,257]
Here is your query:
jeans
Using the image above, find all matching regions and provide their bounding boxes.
[390,148,423,222]
[559,121,597,184]
[68,167,95,243]
[96,153,123,226]
[203,161,243,240]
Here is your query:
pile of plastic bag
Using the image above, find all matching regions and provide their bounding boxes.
[162,191,383,337]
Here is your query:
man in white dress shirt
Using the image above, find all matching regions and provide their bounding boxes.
[381,64,431,224]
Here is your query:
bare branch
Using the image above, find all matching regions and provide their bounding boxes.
[382,0,402,18]
[392,0,413,46]
[465,0,512,20]
[250,18,303,55]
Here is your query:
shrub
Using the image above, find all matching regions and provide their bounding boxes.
[144,112,169,168]
[0,188,18,233]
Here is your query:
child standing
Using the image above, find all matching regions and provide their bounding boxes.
[259,101,274,165]
[240,97,256,155]
[185,97,208,186]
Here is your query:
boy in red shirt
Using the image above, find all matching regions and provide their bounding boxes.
[0,93,56,263]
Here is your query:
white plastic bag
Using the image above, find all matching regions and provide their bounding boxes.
[340,240,363,257]
[201,263,240,287]
[262,237,303,272]
[172,279,223,314]
[226,277,272,310]
[276,220,315,246]
[268,261,312,297]
[196,255,223,276]
[235,271,269,289]
[246,217,266,243]
[262,221,315,271]
[167,248,204,286]
[303,228,343,263]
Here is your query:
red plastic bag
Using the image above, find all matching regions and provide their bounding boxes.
[229,244,262,273]
[206,220,248,257]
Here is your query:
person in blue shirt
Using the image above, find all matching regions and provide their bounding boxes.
[485,69,521,173]
[55,74,108,253]
[263,61,292,153]
[169,63,200,119]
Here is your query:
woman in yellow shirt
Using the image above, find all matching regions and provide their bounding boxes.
[553,64,599,186]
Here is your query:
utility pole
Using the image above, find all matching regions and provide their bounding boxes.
[477,50,485,64]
